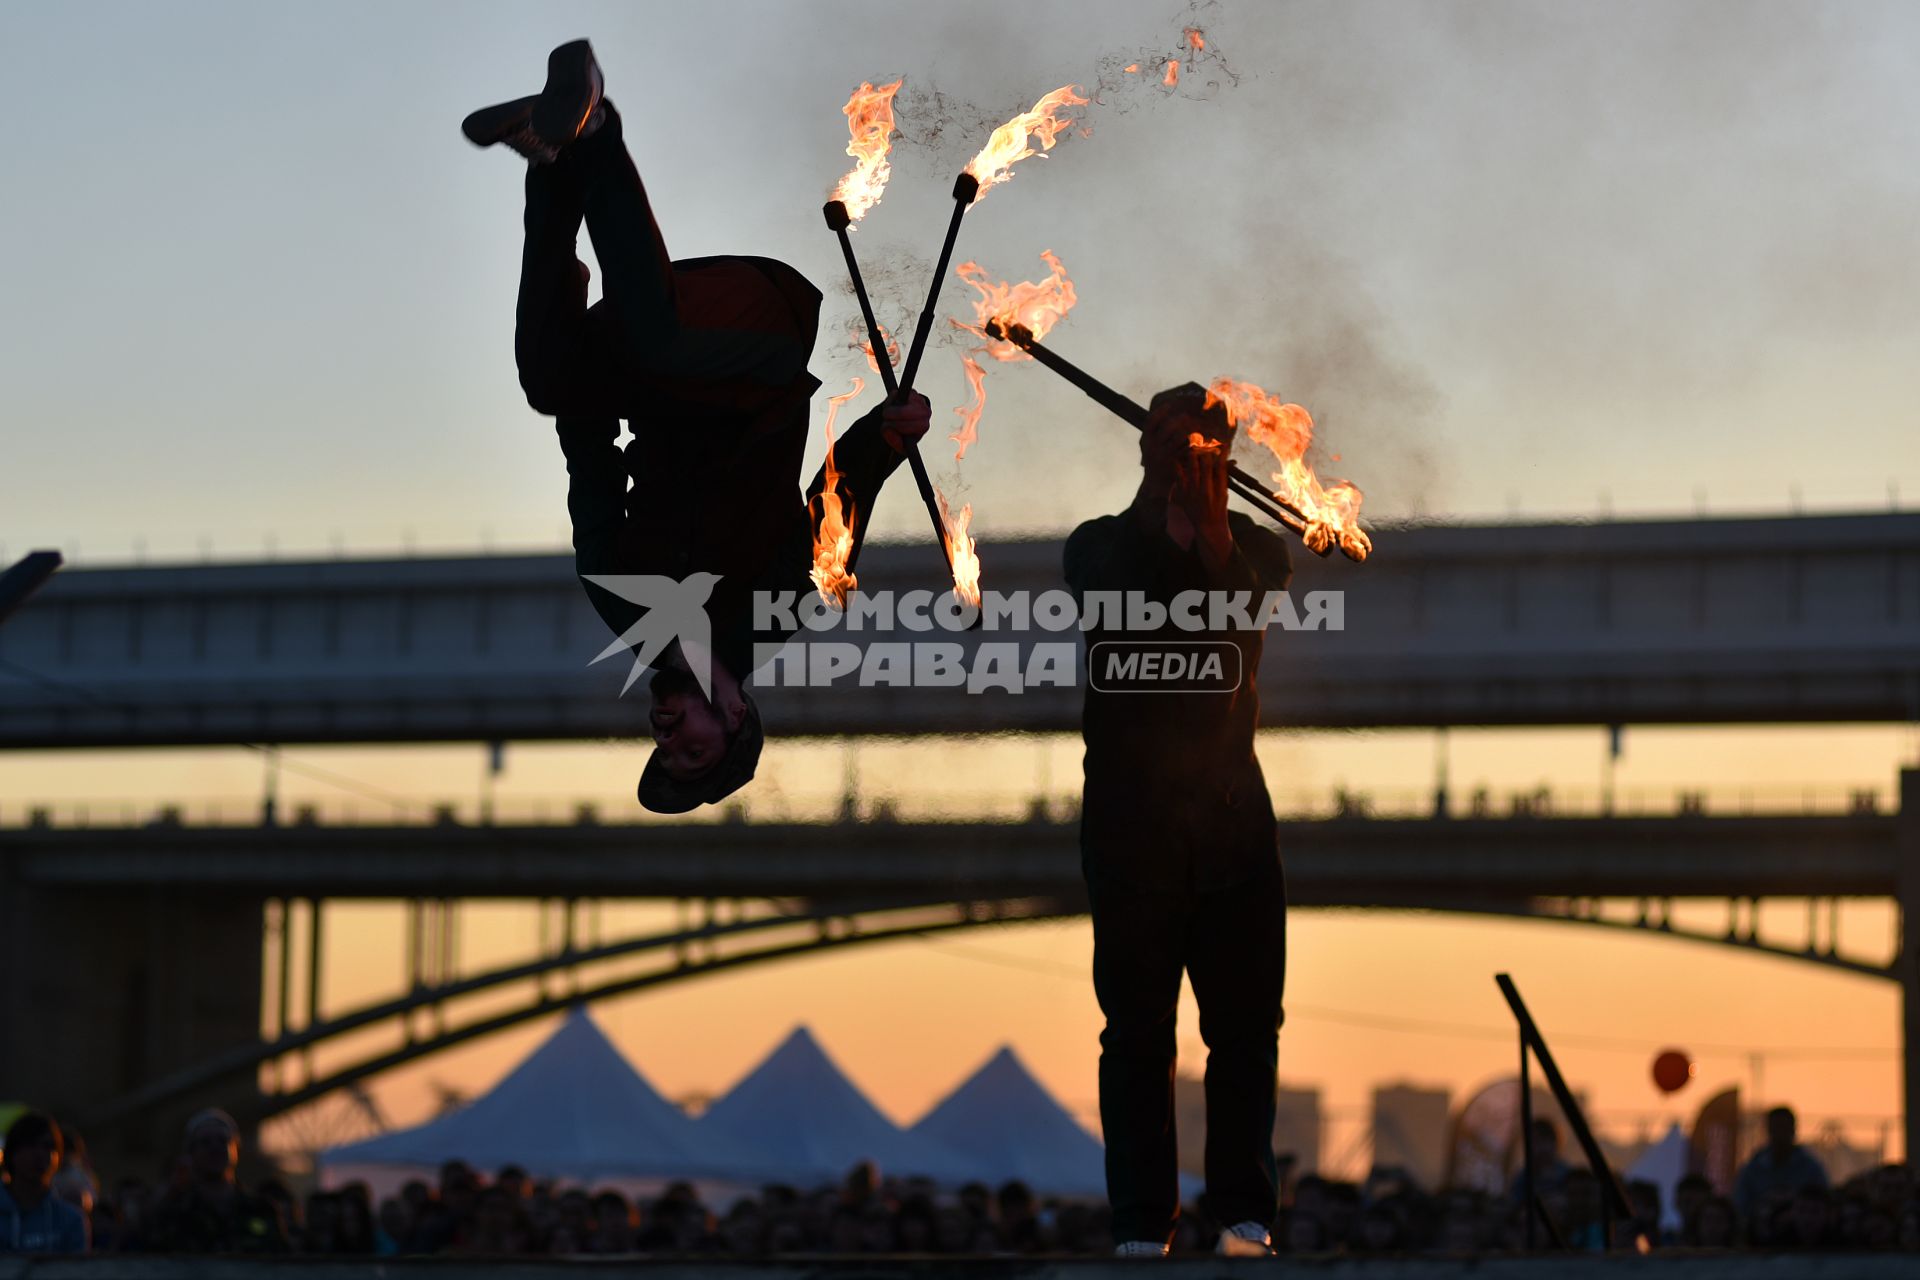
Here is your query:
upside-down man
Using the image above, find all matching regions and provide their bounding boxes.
[464,40,929,812]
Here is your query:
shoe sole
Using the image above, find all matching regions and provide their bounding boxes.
[462,96,540,147]
[532,38,603,144]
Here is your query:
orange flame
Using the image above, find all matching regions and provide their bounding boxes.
[809,377,867,607]
[1204,379,1371,560]
[1163,60,1179,87]
[853,320,899,374]
[830,79,904,222]
[1124,62,1140,73]
[937,488,982,607]
[963,84,1090,202]
[1185,28,1206,51]
[954,250,1078,362]
[1187,431,1223,454]
[951,353,987,461]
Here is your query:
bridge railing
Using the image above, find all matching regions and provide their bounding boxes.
[0,781,1892,830]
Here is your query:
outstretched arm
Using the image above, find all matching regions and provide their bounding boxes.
[803,393,933,571]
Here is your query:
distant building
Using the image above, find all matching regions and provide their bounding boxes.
[1372,1083,1451,1190]
[1174,1076,1322,1177]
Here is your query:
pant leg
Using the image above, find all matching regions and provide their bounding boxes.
[514,149,630,418]
[1087,871,1190,1246]
[1184,860,1287,1232]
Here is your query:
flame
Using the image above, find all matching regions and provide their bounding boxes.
[809,377,867,608]
[1185,28,1206,51]
[1124,62,1140,73]
[937,488,982,607]
[1204,378,1372,560]
[830,79,904,222]
[854,320,899,374]
[951,353,987,461]
[963,84,1090,202]
[1163,59,1179,87]
[954,249,1078,361]
[1187,431,1223,454]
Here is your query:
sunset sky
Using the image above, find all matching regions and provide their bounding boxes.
[2,0,1918,1174]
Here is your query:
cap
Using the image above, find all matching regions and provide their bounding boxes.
[637,690,764,814]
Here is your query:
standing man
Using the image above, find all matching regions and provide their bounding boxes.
[463,41,930,812]
[1064,386,1293,1257]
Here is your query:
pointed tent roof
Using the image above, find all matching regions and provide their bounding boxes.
[911,1045,1107,1196]
[320,1007,770,1183]
[698,1026,988,1186]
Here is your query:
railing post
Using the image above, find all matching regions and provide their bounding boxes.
[1898,768,1920,1168]
[1520,1027,1535,1251]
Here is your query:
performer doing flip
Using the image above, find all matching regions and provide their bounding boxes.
[1064,387,1292,1258]
[463,41,931,812]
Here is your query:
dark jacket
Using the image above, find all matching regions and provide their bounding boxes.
[1065,507,1293,890]
[558,383,908,681]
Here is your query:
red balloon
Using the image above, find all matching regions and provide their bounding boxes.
[1652,1049,1693,1094]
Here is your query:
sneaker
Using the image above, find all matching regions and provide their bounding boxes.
[531,39,605,147]
[1113,1240,1169,1257]
[460,96,557,163]
[1215,1221,1273,1256]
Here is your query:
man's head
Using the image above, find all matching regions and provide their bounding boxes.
[638,664,764,813]
[2,1111,63,1190]
[1767,1105,1797,1153]
[1143,383,1233,474]
[1529,1116,1562,1165]
[183,1108,240,1184]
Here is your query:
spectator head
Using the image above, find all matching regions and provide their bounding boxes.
[841,1160,878,1206]
[400,1179,431,1213]
[957,1181,992,1221]
[182,1108,240,1184]
[1529,1117,1561,1166]
[1675,1172,1711,1224]
[377,1196,414,1251]
[1766,1106,1797,1154]
[495,1165,529,1201]
[1,1111,63,1192]
[996,1179,1035,1224]
[1359,1205,1402,1252]
[1790,1185,1832,1247]
[1693,1195,1737,1248]
[1280,1208,1329,1253]
[894,1197,935,1252]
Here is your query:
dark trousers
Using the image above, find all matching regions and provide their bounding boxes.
[515,102,811,421]
[1087,862,1287,1244]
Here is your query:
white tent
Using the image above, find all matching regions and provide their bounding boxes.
[911,1045,1107,1197]
[319,1007,771,1186]
[698,1026,989,1186]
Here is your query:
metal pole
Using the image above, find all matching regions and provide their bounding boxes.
[821,199,954,578]
[1899,768,1920,1166]
[1520,1029,1536,1251]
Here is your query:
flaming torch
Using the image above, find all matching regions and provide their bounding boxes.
[894,84,1089,393]
[810,377,868,609]
[980,319,1371,562]
[821,80,957,580]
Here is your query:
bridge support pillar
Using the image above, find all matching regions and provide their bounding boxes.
[0,876,265,1180]
[1900,768,1920,1166]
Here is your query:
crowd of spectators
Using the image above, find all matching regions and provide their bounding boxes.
[5,1104,1917,1257]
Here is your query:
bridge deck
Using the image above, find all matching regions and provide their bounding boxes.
[2,813,1897,901]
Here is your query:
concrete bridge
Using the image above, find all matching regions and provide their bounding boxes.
[1,512,1914,746]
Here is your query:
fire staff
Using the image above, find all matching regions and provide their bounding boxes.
[1063,386,1293,1258]
[463,40,930,812]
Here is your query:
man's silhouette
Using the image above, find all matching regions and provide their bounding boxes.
[464,41,929,811]
[1064,386,1292,1257]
